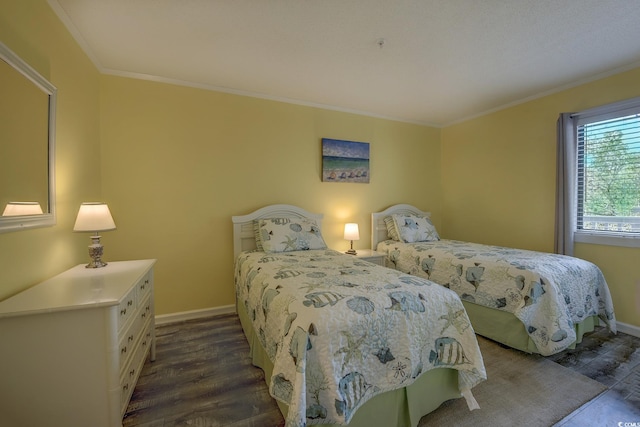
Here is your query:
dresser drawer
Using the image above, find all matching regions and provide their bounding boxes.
[139,295,153,325]
[137,270,153,300]
[118,311,143,372]
[120,320,154,414]
[117,287,137,332]
[118,293,152,373]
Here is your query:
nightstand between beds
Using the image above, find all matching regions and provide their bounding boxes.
[346,248,386,266]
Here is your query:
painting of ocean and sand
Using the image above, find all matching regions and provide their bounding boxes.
[322,138,370,183]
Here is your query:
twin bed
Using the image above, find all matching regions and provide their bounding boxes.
[232,205,486,427]
[372,204,617,356]
[232,203,616,426]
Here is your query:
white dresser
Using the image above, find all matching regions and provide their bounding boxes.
[0,259,156,427]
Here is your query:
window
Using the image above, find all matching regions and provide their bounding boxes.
[572,98,640,247]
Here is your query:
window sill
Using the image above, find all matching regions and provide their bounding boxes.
[574,231,640,248]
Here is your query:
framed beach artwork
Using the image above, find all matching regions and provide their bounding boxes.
[322,138,370,183]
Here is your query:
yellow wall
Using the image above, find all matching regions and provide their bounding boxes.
[99,76,442,314]
[441,67,640,327]
[0,0,101,300]
[1,0,637,330]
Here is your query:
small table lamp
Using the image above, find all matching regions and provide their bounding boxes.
[344,223,360,255]
[74,202,116,268]
[2,202,43,216]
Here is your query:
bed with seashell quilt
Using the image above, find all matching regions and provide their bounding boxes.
[372,204,617,357]
[232,204,486,427]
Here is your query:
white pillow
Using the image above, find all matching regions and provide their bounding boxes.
[391,213,440,243]
[257,218,327,253]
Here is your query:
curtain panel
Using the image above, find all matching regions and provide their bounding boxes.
[555,112,576,256]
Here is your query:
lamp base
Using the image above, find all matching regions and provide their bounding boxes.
[85,235,108,268]
[85,259,108,268]
[345,249,357,255]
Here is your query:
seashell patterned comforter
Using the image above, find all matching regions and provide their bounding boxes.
[377,239,617,356]
[234,249,486,427]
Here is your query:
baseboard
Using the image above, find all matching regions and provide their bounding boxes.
[154,306,640,339]
[155,305,236,325]
[617,321,640,338]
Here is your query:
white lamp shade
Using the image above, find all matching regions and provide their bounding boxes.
[2,202,43,216]
[73,202,116,232]
[344,223,360,241]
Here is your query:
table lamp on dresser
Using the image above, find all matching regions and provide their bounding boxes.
[73,202,116,268]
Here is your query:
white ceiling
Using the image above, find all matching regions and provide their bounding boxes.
[49,0,640,126]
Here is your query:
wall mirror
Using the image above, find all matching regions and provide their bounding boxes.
[0,42,56,233]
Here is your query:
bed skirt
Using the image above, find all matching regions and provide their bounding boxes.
[462,300,600,353]
[236,301,463,427]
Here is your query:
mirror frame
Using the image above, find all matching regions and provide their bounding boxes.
[0,42,56,233]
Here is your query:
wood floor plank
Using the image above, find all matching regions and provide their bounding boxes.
[124,314,283,427]
[124,314,639,427]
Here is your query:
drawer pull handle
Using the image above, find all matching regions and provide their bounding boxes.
[128,300,133,306]
[123,384,129,392]
[128,335,134,342]
[120,308,127,316]
[121,347,127,354]
[130,369,135,377]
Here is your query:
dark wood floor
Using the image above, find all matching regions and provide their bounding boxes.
[550,326,640,426]
[123,314,640,426]
[123,314,284,427]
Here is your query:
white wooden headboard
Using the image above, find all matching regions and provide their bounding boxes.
[371,204,430,249]
[231,204,324,258]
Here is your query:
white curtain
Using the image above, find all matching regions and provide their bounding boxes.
[555,112,576,256]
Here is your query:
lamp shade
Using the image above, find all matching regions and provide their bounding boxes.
[73,202,116,232]
[2,202,43,216]
[344,223,360,241]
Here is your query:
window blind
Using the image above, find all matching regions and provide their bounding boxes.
[574,99,640,234]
